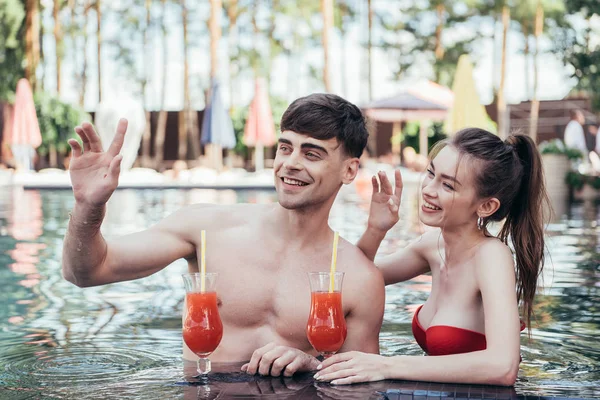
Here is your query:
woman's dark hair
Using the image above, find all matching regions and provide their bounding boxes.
[280,93,368,158]
[436,128,550,332]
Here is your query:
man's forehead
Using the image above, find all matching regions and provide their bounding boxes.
[280,130,340,149]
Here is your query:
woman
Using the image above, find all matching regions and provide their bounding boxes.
[315,128,550,386]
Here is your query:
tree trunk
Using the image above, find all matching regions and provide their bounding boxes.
[529,1,543,142]
[154,0,168,167]
[209,0,222,80]
[367,0,372,100]
[321,0,333,92]
[522,21,530,99]
[96,0,102,104]
[179,0,189,160]
[25,0,41,90]
[54,0,63,95]
[226,0,238,111]
[497,6,510,139]
[80,0,90,107]
[140,0,152,167]
[434,3,445,60]
[180,0,200,161]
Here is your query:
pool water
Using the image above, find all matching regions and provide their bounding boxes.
[0,186,598,399]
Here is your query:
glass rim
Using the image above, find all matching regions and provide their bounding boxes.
[181,272,219,277]
[307,271,345,276]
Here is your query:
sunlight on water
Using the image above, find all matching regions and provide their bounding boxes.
[0,186,598,398]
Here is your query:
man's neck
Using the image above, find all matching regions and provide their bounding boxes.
[272,202,335,249]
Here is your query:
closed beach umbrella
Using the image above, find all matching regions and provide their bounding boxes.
[10,79,42,170]
[243,78,276,171]
[444,54,492,135]
[201,80,236,169]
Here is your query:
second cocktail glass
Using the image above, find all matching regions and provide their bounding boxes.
[182,272,223,377]
[306,272,347,359]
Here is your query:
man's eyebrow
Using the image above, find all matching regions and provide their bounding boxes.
[430,161,462,186]
[278,138,329,155]
[301,143,328,155]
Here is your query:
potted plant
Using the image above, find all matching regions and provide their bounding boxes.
[538,139,582,204]
[566,171,600,200]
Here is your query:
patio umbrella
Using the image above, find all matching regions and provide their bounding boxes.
[243,78,276,171]
[201,80,236,169]
[10,79,42,171]
[444,54,492,135]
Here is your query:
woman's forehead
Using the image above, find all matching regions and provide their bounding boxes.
[432,146,477,184]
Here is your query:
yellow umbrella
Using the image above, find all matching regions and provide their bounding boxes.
[444,54,494,135]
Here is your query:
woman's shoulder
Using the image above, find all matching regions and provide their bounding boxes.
[473,237,516,277]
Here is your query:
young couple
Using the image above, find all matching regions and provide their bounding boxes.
[62,93,548,386]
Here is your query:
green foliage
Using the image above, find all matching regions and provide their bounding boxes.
[566,170,600,190]
[538,139,584,160]
[401,122,447,154]
[33,92,91,157]
[553,1,600,110]
[564,0,600,17]
[380,1,485,86]
[0,0,25,102]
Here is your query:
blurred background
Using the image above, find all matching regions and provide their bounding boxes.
[0,0,599,172]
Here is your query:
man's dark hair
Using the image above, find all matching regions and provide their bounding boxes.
[280,93,368,158]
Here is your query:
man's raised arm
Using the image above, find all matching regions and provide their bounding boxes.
[62,119,195,287]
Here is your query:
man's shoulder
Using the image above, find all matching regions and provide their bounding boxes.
[338,240,383,287]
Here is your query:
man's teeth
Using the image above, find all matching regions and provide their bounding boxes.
[423,201,441,210]
[283,177,308,186]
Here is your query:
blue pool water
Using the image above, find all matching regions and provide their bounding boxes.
[0,185,598,399]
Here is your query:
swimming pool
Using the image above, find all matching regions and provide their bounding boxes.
[0,185,598,399]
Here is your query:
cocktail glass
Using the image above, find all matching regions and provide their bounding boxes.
[182,272,223,378]
[306,272,347,359]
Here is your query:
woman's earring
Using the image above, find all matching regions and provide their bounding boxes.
[477,216,484,231]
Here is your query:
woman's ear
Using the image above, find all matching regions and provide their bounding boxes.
[342,158,360,185]
[477,197,501,219]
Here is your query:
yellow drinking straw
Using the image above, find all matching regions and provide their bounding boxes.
[201,230,206,292]
[329,231,339,293]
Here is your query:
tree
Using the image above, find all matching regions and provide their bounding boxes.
[53,0,64,95]
[557,0,600,110]
[321,0,333,92]
[24,0,41,91]
[379,0,484,87]
[0,0,26,102]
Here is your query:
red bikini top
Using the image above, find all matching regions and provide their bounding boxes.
[411,305,526,356]
[412,305,486,356]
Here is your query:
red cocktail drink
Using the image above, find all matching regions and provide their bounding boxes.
[183,292,223,357]
[306,291,347,356]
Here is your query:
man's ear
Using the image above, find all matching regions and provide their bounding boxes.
[477,197,501,219]
[342,158,360,185]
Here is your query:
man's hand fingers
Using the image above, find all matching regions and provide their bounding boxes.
[108,155,123,181]
[68,139,82,158]
[379,171,394,195]
[75,126,91,152]
[282,355,308,377]
[245,343,275,375]
[81,122,103,153]
[394,169,403,197]
[270,351,296,377]
[108,118,128,157]
[371,175,379,195]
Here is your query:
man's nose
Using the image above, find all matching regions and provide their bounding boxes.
[283,150,302,170]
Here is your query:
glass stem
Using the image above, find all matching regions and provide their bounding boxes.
[197,357,211,375]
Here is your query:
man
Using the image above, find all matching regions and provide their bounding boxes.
[62,93,389,377]
[564,110,588,156]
